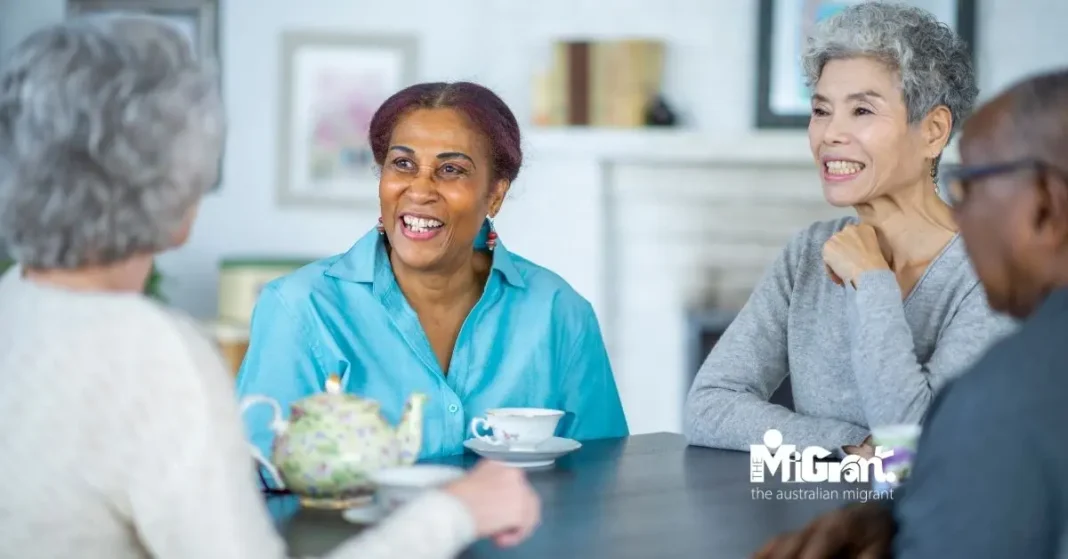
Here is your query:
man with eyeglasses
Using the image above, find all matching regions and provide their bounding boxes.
[754,67,1068,559]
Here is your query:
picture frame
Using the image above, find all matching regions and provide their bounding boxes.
[754,0,977,129]
[66,0,220,66]
[66,0,225,192]
[275,32,419,208]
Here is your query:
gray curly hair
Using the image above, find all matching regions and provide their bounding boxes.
[802,2,977,141]
[0,14,225,268]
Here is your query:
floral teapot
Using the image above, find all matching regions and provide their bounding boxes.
[240,374,427,508]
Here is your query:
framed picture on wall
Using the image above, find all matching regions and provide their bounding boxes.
[754,0,977,129]
[67,0,224,191]
[275,32,418,208]
[66,0,220,65]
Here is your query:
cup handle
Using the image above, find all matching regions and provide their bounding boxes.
[470,417,505,446]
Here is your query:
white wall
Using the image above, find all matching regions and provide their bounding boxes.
[158,0,1068,316]
[0,0,65,57]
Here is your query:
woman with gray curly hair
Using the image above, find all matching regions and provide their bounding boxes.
[685,2,1015,456]
[0,15,538,559]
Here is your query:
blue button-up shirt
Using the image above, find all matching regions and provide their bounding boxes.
[235,223,629,461]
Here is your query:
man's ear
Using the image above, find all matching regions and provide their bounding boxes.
[1035,167,1068,248]
[488,179,510,217]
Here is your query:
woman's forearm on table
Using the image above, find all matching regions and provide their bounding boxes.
[685,269,868,453]
[686,384,869,451]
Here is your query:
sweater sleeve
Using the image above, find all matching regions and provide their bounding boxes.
[847,271,1015,428]
[126,313,476,559]
[684,229,869,452]
[330,491,476,559]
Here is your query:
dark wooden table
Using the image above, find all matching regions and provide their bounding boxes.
[269,433,868,559]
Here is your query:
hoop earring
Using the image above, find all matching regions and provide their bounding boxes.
[486,218,498,251]
[376,216,385,234]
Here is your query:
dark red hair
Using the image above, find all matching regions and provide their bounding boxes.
[368,81,523,183]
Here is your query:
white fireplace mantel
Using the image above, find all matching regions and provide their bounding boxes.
[524,127,961,166]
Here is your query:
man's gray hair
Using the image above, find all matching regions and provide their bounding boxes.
[801,2,977,138]
[0,14,225,268]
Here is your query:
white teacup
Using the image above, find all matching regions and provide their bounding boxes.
[371,465,465,514]
[469,407,564,451]
[871,424,922,493]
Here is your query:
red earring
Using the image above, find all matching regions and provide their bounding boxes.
[376,216,384,234]
[486,219,498,251]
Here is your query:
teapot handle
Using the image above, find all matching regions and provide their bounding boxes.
[248,443,286,490]
[238,396,287,489]
[239,395,287,433]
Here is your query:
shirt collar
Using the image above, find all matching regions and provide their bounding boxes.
[325,219,526,289]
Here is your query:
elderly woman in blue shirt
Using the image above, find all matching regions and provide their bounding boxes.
[236,81,629,461]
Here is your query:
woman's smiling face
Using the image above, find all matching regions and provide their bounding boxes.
[378,107,507,272]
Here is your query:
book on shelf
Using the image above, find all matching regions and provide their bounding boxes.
[532,38,665,128]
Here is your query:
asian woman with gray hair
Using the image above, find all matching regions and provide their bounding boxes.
[685,2,1015,456]
[0,15,538,558]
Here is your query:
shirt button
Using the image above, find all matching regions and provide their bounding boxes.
[448,404,459,413]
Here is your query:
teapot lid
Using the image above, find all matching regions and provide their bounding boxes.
[293,374,379,415]
[325,374,343,394]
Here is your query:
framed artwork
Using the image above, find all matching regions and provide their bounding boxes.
[67,0,219,64]
[67,0,224,191]
[275,32,418,208]
[754,0,977,129]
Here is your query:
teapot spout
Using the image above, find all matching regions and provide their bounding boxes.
[395,393,428,464]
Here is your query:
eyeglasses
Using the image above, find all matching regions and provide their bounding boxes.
[941,158,1068,206]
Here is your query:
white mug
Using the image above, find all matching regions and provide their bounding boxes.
[469,407,564,451]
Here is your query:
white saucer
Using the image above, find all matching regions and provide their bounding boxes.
[463,437,582,468]
[342,503,383,525]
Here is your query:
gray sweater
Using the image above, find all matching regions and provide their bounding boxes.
[685,217,1016,452]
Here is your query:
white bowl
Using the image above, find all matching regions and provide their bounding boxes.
[371,465,465,513]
